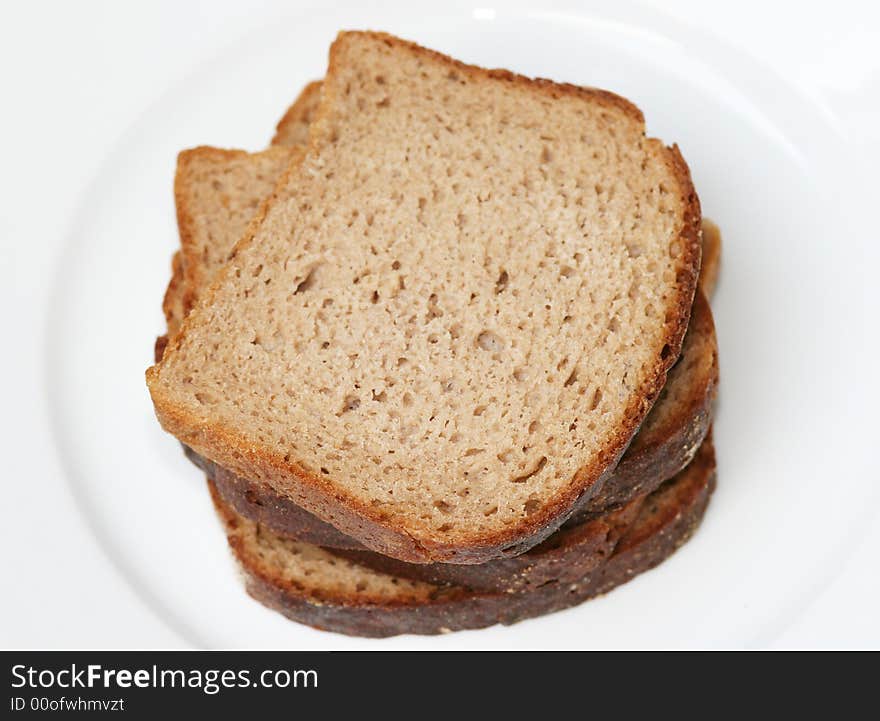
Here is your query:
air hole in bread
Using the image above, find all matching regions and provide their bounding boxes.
[511,456,547,484]
[294,265,320,294]
[339,395,360,414]
[476,330,504,352]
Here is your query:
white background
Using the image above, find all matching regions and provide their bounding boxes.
[1,0,878,649]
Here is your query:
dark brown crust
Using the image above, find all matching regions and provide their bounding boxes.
[187,446,365,548]
[154,334,168,364]
[333,498,643,592]
[148,31,703,563]
[216,437,715,637]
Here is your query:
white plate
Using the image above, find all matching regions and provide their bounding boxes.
[45,0,878,649]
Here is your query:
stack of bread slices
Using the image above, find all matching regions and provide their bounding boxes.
[148,32,720,637]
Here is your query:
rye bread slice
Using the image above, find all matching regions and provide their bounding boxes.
[210,435,715,637]
[148,31,702,563]
[160,140,717,553]
[160,193,716,568]
[160,151,715,550]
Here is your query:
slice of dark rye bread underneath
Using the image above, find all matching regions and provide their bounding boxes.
[147,31,704,564]
[210,435,715,637]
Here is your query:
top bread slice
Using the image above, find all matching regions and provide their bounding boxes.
[147,31,702,563]
[162,142,716,546]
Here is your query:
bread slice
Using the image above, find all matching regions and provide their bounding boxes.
[148,31,702,563]
[162,144,715,546]
[211,435,715,637]
[271,80,323,147]
[162,138,716,552]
